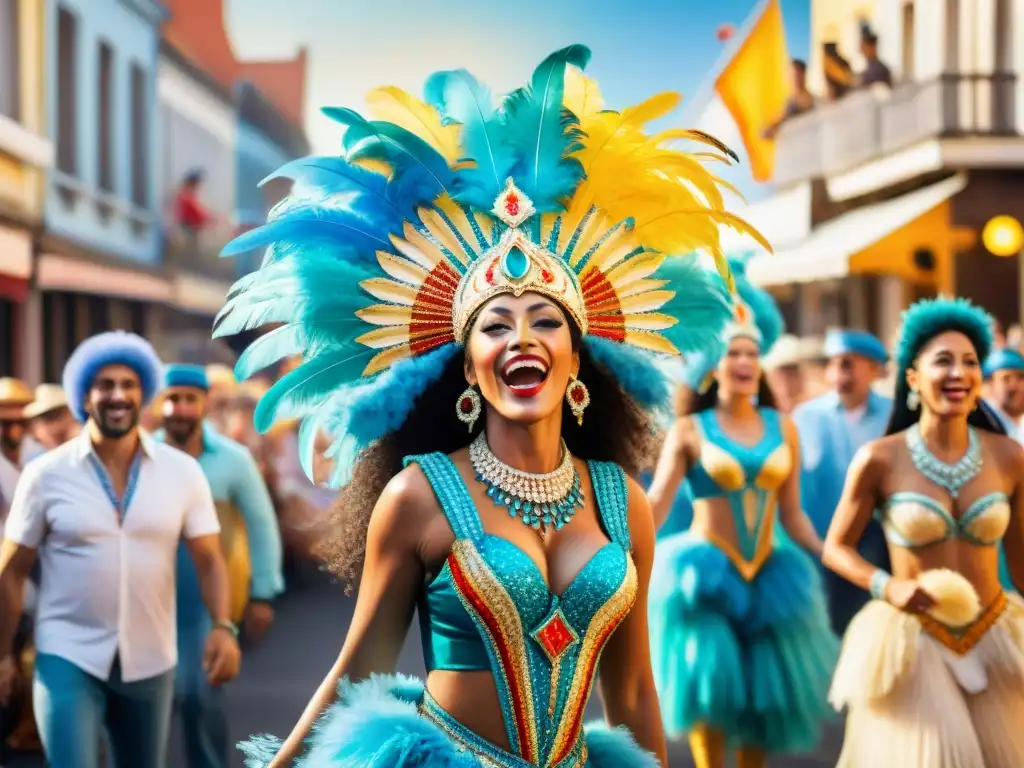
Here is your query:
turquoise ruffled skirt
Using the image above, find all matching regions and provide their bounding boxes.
[239,674,657,767]
[649,533,838,752]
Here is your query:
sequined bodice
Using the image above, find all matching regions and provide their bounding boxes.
[877,491,1011,548]
[685,408,792,579]
[407,453,637,767]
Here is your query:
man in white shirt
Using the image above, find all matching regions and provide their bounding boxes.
[0,331,240,768]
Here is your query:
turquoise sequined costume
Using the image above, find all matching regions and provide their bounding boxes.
[649,408,837,752]
[221,45,760,768]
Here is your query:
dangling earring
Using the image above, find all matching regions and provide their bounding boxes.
[565,376,590,426]
[456,386,481,432]
[906,387,920,411]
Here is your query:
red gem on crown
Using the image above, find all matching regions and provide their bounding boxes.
[541,269,554,283]
[504,192,520,217]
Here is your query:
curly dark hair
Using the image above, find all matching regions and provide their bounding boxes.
[315,323,661,590]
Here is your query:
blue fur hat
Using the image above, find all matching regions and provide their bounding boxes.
[824,329,889,364]
[895,297,994,374]
[983,347,1024,379]
[62,331,163,423]
[163,363,210,391]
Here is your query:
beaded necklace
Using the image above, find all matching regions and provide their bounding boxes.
[905,423,982,499]
[469,432,584,537]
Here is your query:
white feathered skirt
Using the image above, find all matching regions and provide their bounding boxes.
[829,574,1024,768]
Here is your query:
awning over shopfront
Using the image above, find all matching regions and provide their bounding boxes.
[746,173,968,286]
[36,253,172,302]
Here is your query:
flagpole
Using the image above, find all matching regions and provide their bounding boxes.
[681,0,776,125]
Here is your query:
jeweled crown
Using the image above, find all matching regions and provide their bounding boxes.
[452,179,588,343]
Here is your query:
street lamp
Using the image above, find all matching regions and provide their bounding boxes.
[982,215,1024,257]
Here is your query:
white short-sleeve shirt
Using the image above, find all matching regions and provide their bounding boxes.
[3,429,221,682]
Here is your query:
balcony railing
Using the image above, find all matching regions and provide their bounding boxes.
[773,72,1019,187]
[163,226,236,282]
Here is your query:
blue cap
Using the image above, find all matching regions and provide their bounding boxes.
[824,329,888,364]
[983,348,1024,379]
[163,363,210,391]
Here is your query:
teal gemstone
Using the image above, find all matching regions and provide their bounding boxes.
[524,502,533,513]
[513,498,522,510]
[508,508,518,517]
[501,246,530,280]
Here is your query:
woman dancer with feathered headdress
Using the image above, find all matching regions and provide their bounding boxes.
[216,47,766,768]
[826,297,1024,767]
[645,257,836,768]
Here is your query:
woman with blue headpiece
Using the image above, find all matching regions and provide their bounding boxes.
[825,297,1024,767]
[645,257,836,768]
[216,47,767,768]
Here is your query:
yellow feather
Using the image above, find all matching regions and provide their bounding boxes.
[616,278,669,299]
[351,157,393,176]
[376,251,428,286]
[402,220,464,270]
[614,290,676,314]
[633,208,774,256]
[356,324,447,350]
[605,252,665,287]
[365,86,461,165]
[624,329,680,355]
[361,345,412,377]
[359,278,417,305]
[622,312,677,331]
[563,66,605,118]
[388,235,442,271]
[355,304,413,327]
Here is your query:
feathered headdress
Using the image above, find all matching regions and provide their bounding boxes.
[895,297,994,374]
[721,252,784,354]
[215,46,769,482]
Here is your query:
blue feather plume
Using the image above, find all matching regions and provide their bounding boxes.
[585,337,673,413]
[424,69,519,211]
[654,255,733,354]
[729,253,784,354]
[501,44,591,211]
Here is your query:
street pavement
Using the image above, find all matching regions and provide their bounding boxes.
[7,567,845,766]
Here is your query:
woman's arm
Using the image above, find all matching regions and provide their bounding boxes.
[268,468,428,766]
[597,476,668,767]
[1002,440,1024,593]
[647,418,697,530]
[777,416,824,557]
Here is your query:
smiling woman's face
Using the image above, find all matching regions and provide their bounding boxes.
[464,292,578,427]
[907,330,982,419]
[715,335,761,398]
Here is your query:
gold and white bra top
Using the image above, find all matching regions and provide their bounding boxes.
[877,491,1011,549]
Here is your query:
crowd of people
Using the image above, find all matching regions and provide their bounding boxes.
[0,43,1022,768]
[0,339,333,768]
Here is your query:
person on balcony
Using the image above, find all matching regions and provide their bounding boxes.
[857,22,893,89]
[762,59,815,139]
[175,170,216,232]
[823,42,855,101]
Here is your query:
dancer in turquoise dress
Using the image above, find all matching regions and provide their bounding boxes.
[216,48,764,767]
[646,264,836,768]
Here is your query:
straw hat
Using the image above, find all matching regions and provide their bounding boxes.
[762,334,805,371]
[23,384,69,420]
[205,364,237,391]
[0,377,34,420]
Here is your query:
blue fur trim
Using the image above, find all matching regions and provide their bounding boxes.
[584,337,672,412]
[162,363,209,391]
[62,331,163,423]
[582,722,660,767]
[648,533,838,748]
[728,254,784,355]
[896,296,994,373]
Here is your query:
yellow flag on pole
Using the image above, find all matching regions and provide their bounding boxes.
[714,0,791,182]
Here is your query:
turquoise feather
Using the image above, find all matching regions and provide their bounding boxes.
[654,256,733,354]
[728,253,783,354]
[501,44,590,212]
[424,69,518,211]
[253,347,377,433]
[220,208,393,259]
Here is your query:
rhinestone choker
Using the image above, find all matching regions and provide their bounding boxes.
[469,432,584,536]
[905,423,982,500]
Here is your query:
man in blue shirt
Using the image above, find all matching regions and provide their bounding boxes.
[792,329,892,634]
[156,364,284,768]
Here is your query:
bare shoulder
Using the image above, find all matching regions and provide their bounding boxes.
[373,463,443,534]
[979,429,1024,472]
[623,471,655,555]
[850,434,898,479]
[669,415,700,456]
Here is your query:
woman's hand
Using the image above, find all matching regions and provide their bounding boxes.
[884,577,936,614]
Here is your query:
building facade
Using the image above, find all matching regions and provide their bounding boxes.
[0,0,53,378]
[36,0,169,383]
[735,0,1024,339]
[154,38,238,361]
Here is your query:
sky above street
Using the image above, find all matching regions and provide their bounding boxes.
[226,0,811,203]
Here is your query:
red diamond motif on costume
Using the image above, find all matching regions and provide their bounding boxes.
[533,611,577,662]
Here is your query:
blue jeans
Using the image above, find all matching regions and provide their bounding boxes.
[33,653,174,768]
[175,613,229,768]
